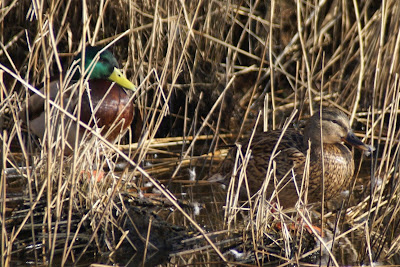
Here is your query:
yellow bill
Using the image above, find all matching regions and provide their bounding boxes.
[108,67,136,91]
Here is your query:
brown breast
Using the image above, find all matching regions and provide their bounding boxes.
[307,143,354,203]
[80,79,134,142]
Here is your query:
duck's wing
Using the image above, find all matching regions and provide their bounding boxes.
[19,80,79,140]
[247,129,305,179]
[214,129,306,201]
[20,81,61,122]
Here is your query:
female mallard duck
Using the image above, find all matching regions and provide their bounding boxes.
[20,46,136,154]
[217,107,373,207]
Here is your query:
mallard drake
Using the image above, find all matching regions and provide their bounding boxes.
[217,107,373,207]
[20,46,136,154]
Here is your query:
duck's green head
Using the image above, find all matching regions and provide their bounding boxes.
[72,46,135,90]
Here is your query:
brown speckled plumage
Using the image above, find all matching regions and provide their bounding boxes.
[218,108,372,207]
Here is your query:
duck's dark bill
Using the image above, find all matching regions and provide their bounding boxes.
[344,131,374,156]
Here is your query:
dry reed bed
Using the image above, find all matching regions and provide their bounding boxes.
[0,0,400,266]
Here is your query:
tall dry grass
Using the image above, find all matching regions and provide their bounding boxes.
[0,0,400,266]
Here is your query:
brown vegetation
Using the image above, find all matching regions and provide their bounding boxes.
[0,0,399,266]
